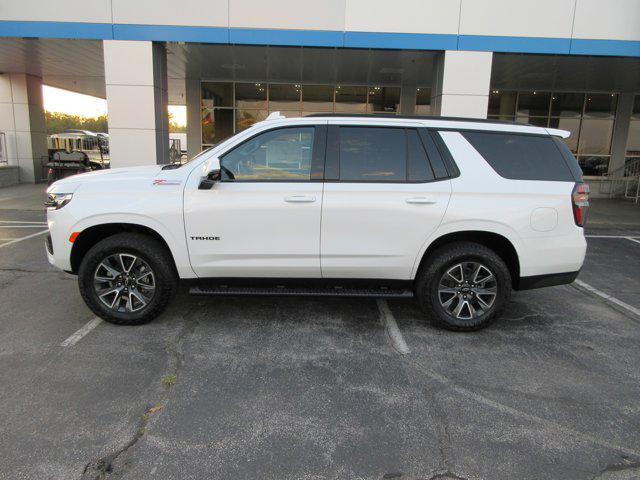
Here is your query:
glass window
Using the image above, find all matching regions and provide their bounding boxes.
[335,86,367,113]
[461,131,574,181]
[201,83,233,108]
[201,108,234,145]
[578,156,609,176]
[549,118,580,153]
[407,129,434,182]
[516,117,548,127]
[584,93,617,118]
[550,93,585,117]
[235,83,267,109]
[578,119,614,155]
[488,91,517,118]
[516,92,551,117]
[269,84,301,112]
[221,127,314,181]
[339,127,405,182]
[236,109,268,132]
[415,88,431,115]
[302,85,334,112]
[368,87,400,113]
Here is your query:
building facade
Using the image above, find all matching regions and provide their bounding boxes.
[0,0,638,193]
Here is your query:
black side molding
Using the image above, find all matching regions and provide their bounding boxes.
[516,271,580,291]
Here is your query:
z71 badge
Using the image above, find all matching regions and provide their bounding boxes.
[153,179,182,186]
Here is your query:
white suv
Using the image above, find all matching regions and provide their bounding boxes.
[45,114,588,331]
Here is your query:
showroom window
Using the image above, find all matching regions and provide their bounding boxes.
[201,82,402,149]
[488,90,618,176]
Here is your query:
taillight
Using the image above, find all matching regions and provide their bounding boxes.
[572,183,589,227]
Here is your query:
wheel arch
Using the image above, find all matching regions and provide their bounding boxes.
[414,230,521,289]
[70,223,178,275]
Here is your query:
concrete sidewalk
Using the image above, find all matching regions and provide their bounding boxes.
[0,183,47,211]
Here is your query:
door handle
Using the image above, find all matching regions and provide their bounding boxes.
[284,195,316,203]
[405,197,437,205]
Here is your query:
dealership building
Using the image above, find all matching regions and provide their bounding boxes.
[0,0,639,194]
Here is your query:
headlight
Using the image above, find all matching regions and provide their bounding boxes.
[45,193,73,210]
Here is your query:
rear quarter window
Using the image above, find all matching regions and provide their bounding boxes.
[461,131,575,182]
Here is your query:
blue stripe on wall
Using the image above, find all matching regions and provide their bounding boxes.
[570,38,640,57]
[0,21,113,40]
[344,32,457,50]
[0,21,638,58]
[458,35,572,55]
[113,24,229,43]
[229,28,343,47]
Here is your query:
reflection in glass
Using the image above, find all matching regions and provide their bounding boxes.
[584,93,617,118]
[415,87,431,115]
[550,93,584,117]
[201,83,233,108]
[236,109,268,132]
[220,127,314,181]
[488,91,517,118]
[368,86,400,113]
[578,119,614,155]
[269,84,301,111]
[302,85,334,112]
[549,118,580,153]
[517,91,551,117]
[201,108,234,145]
[516,117,548,127]
[335,86,367,113]
[235,83,267,109]
[578,156,609,176]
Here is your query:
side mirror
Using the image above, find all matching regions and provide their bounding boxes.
[198,169,220,190]
[198,158,221,190]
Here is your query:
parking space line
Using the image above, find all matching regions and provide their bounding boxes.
[376,299,410,355]
[0,221,47,224]
[626,237,640,245]
[574,279,640,318]
[59,318,103,347]
[0,230,48,249]
[0,225,49,228]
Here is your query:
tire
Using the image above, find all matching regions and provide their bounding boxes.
[78,233,177,325]
[415,242,511,332]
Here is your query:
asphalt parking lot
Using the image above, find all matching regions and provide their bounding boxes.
[1,184,639,480]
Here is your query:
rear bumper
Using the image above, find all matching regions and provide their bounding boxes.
[516,270,580,291]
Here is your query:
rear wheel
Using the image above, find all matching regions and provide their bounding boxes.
[416,242,511,331]
[78,233,177,325]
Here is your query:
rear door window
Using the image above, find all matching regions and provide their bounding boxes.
[338,127,406,182]
[461,131,575,181]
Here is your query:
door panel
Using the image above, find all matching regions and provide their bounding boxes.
[184,182,322,277]
[320,123,452,279]
[184,124,325,278]
[320,181,450,279]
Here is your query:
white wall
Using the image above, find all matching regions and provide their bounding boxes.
[2,0,640,42]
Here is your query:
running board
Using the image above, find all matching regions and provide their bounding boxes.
[189,285,414,298]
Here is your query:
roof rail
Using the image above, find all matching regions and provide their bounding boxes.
[305,113,526,126]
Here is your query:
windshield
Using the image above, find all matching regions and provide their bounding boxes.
[163,146,214,169]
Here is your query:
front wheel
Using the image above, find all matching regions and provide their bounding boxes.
[78,233,177,325]
[416,242,512,331]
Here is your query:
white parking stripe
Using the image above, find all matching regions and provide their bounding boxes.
[59,318,103,347]
[0,230,48,249]
[626,237,640,245]
[377,299,410,355]
[0,221,47,224]
[0,225,50,228]
[574,279,640,317]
